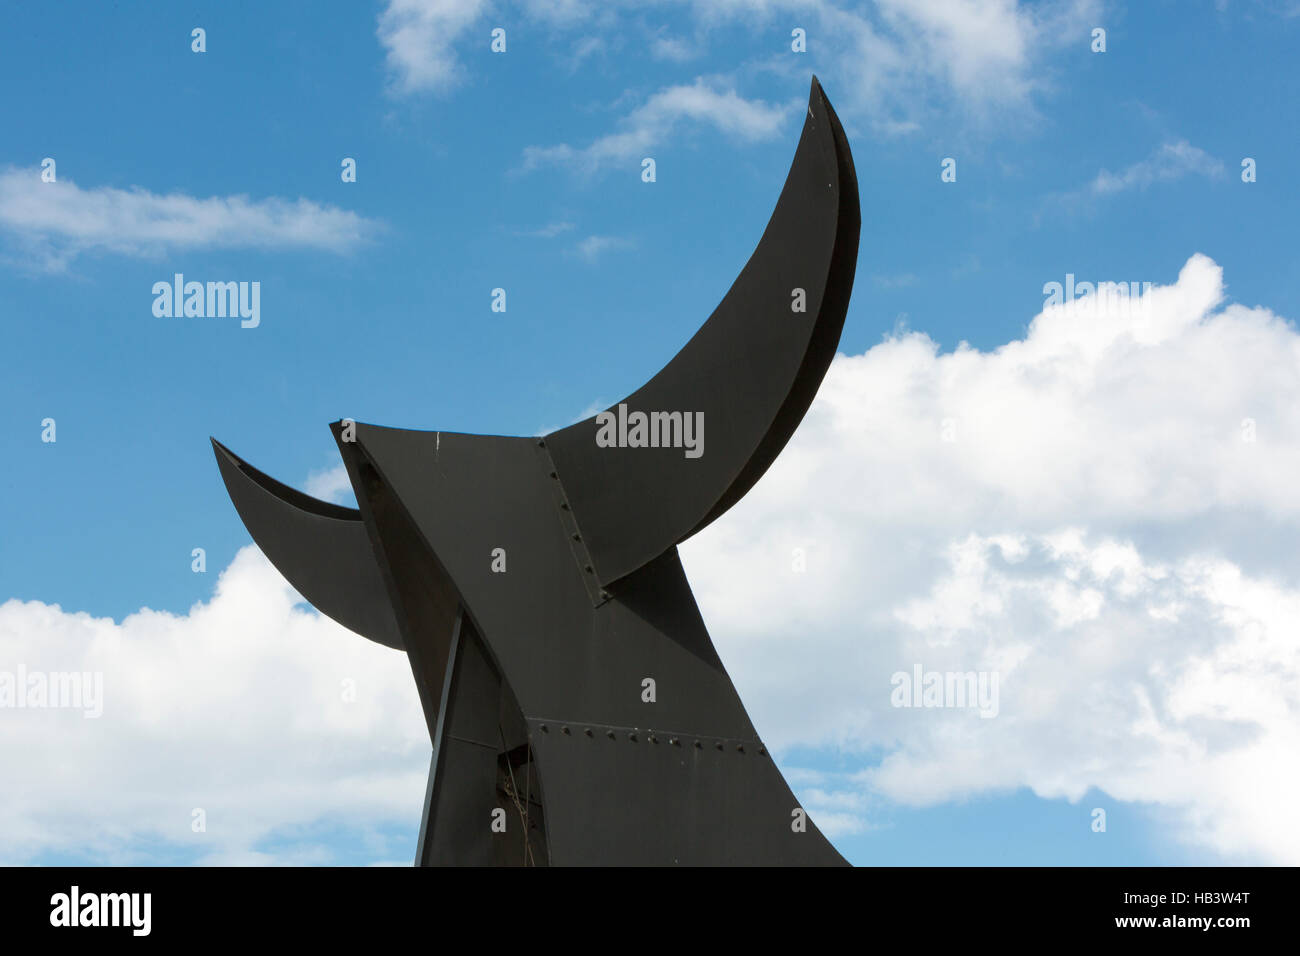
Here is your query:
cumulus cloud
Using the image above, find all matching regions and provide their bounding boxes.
[0,547,425,865]
[522,78,794,173]
[0,167,380,271]
[678,253,1300,863]
[874,530,1300,860]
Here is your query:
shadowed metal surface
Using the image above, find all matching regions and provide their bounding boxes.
[339,422,844,864]
[211,76,859,866]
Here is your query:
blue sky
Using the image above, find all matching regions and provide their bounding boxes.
[2,0,1299,866]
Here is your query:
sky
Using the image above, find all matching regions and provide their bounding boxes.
[2,0,1299,866]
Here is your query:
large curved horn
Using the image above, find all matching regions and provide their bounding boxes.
[543,75,860,586]
[210,438,404,650]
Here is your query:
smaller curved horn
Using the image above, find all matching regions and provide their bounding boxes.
[211,438,404,651]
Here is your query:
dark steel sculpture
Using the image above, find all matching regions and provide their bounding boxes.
[213,77,859,866]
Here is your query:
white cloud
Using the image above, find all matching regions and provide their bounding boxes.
[572,234,632,261]
[871,272,918,289]
[0,167,380,271]
[680,0,1100,132]
[518,0,598,26]
[650,32,697,62]
[535,397,608,437]
[377,0,489,95]
[378,0,624,92]
[678,252,1300,862]
[377,2,1098,134]
[305,464,356,505]
[571,35,607,65]
[0,546,425,865]
[862,0,1099,128]
[872,0,1033,99]
[516,220,576,239]
[522,78,794,172]
[861,530,1300,863]
[1091,140,1227,195]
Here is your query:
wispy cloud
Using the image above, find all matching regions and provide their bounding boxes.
[535,397,608,436]
[516,220,576,239]
[377,0,612,93]
[370,0,1106,150]
[571,234,632,262]
[1090,140,1227,195]
[871,272,918,289]
[518,0,600,26]
[570,35,606,66]
[377,1,1098,133]
[679,0,1101,132]
[522,78,794,173]
[0,167,380,271]
[649,32,698,62]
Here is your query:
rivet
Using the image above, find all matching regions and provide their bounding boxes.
[540,724,548,733]
[584,728,593,737]
[715,742,724,751]
[585,565,594,573]
[606,730,616,739]
[670,737,680,746]
[736,744,745,753]
[758,746,767,756]
[649,735,658,744]
[571,533,582,542]
[561,725,571,735]
[693,740,703,749]
[628,732,637,742]
[560,502,570,510]
[549,471,558,479]
[537,439,545,447]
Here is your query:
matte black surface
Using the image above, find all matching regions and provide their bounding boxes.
[212,76,859,866]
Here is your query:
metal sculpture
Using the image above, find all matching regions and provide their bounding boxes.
[213,76,859,865]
